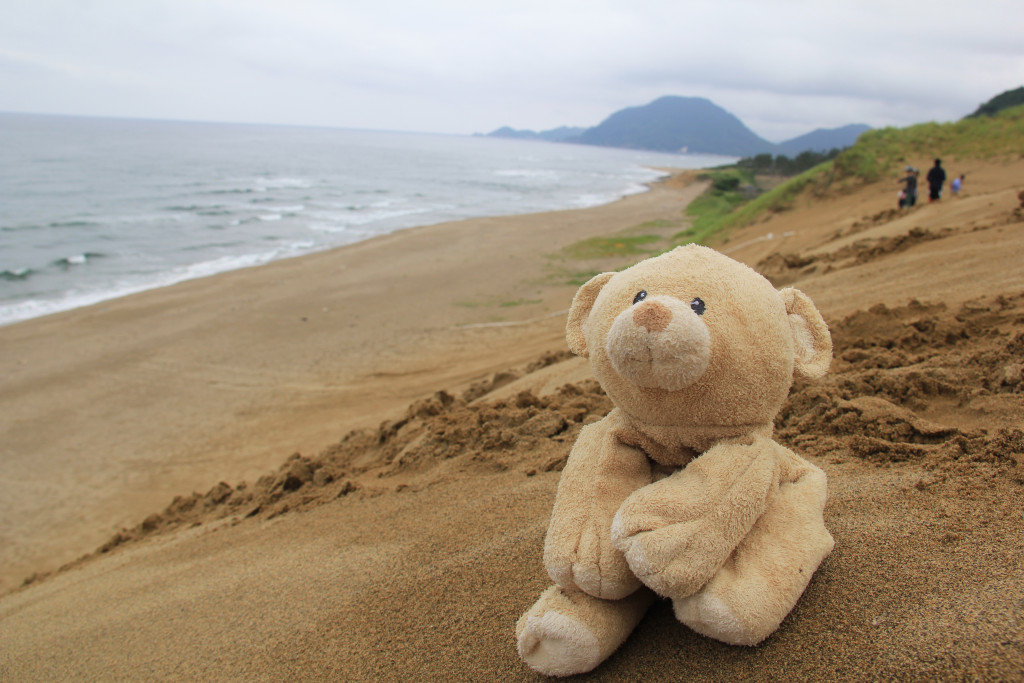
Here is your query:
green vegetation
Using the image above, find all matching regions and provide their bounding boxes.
[671,168,757,245]
[455,296,542,311]
[965,86,1024,119]
[634,218,676,229]
[551,218,687,285]
[737,149,842,177]
[718,164,831,224]
[561,234,662,260]
[676,103,1024,247]
[566,270,604,285]
[499,298,542,307]
[832,104,1024,182]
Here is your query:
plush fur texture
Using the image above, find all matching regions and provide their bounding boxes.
[517,245,835,677]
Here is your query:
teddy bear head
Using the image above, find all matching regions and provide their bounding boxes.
[566,244,831,430]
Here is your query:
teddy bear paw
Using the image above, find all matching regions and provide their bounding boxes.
[517,610,602,677]
[610,512,706,599]
[611,535,668,595]
[548,563,639,601]
[673,592,762,646]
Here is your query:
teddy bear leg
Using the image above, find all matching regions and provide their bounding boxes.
[516,584,654,677]
[673,471,834,646]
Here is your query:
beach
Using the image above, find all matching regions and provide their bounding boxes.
[0,172,708,591]
[2,160,1023,680]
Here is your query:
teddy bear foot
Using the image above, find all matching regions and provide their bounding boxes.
[673,590,766,646]
[517,585,654,677]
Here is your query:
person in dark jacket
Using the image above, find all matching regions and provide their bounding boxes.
[898,166,918,207]
[926,158,946,201]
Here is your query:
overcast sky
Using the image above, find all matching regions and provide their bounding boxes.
[2,0,1022,142]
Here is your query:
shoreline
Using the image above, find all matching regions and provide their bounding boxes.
[0,170,706,591]
[1,171,673,329]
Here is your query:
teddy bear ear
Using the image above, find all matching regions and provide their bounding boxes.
[781,287,833,380]
[566,272,615,357]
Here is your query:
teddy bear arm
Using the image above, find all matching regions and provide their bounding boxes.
[673,448,834,646]
[759,445,833,551]
[543,419,654,600]
[610,439,780,599]
[754,446,834,573]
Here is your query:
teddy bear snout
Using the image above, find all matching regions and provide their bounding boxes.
[633,301,672,332]
[605,295,712,392]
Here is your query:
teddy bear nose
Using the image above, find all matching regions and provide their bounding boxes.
[633,301,672,332]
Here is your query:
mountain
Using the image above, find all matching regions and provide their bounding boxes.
[577,96,778,157]
[484,96,870,158]
[777,124,871,156]
[484,125,586,143]
[965,86,1024,118]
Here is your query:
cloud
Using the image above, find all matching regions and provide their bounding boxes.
[1,0,1022,139]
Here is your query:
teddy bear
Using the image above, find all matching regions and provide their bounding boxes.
[516,244,834,677]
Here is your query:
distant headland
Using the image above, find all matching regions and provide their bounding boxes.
[481,95,871,157]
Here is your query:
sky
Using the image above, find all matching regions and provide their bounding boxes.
[2,0,1022,143]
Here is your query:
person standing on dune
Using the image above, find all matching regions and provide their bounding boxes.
[927,158,947,201]
[898,166,918,208]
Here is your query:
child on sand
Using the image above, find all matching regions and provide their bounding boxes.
[951,174,964,196]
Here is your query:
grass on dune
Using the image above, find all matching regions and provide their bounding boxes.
[676,103,1024,246]
[551,104,1024,282]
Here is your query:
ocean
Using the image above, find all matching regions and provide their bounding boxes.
[0,112,731,326]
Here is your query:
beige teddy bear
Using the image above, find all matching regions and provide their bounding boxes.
[516,244,834,677]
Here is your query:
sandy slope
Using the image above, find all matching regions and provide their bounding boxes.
[1,161,1023,680]
[0,175,706,590]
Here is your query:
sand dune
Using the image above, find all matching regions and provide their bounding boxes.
[1,162,1023,680]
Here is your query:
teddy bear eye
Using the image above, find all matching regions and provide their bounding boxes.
[632,290,647,305]
[690,298,706,315]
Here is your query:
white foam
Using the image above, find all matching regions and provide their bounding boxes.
[306,222,349,234]
[0,242,318,327]
[0,122,724,329]
[572,192,621,208]
[307,206,435,229]
[254,177,311,190]
[323,198,404,211]
[494,169,560,180]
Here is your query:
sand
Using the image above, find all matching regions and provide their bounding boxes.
[1,160,1022,680]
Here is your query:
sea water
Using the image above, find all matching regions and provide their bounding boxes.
[0,113,731,326]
